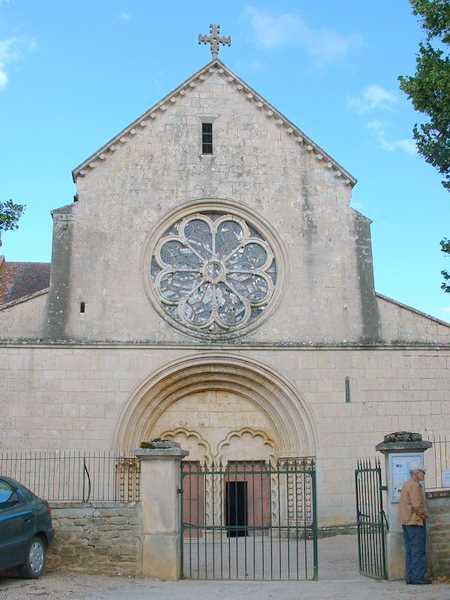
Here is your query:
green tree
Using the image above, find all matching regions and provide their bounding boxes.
[399,0,450,293]
[0,200,25,247]
[442,237,450,292]
[399,0,450,189]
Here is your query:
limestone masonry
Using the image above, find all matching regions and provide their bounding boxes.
[47,503,139,575]
[1,58,449,526]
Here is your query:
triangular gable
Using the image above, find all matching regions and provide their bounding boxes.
[72,59,356,186]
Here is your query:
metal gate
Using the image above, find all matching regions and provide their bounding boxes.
[355,458,387,580]
[180,458,318,580]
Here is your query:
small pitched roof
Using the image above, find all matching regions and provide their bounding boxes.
[376,292,450,329]
[0,259,50,306]
[72,59,356,186]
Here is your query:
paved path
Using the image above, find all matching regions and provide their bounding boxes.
[1,536,449,600]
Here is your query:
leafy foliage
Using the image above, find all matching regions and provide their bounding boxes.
[399,1,450,293]
[0,200,25,232]
[399,0,450,190]
[441,237,450,292]
[0,200,25,248]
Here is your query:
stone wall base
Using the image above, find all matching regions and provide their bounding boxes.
[47,503,140,576]
[427,490,450,578]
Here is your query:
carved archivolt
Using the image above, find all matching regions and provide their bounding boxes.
[215,427,276,463]
[158,427,213,464]
[115,353,319,456]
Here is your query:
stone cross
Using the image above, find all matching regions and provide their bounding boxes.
[198,24,231,59]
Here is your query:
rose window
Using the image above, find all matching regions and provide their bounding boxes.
[150,212,277,336]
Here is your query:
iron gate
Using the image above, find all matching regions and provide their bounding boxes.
[355,458,387,580]
[180,458,318,580]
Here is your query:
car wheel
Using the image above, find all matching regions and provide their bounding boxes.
[19,536,46,578]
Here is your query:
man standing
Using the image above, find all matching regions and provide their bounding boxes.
[399,464,431,585]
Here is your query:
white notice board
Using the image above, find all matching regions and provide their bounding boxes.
[389,453,424,503]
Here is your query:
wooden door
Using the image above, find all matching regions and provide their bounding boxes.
[182,461,204,538]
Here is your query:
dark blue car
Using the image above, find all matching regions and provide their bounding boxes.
[0,477,54,578]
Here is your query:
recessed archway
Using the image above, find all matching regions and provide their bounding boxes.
[114,353,318,458]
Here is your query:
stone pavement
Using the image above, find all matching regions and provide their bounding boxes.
[0,536,449,600]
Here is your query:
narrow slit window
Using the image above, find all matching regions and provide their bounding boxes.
[345,376,351,403]
[202,122,213,155]
[80,302,86,314]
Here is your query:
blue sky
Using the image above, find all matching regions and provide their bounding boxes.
[1,0,449,321]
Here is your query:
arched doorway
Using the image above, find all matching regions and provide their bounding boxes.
[115,354,319,580]
[114,353,318,458]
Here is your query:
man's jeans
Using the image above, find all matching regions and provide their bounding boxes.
[402,524,427,583]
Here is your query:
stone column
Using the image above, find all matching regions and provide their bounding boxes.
[135,443,189,580]
[376,432,431,580]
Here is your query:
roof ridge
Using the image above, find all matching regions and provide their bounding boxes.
[72,60,356,186]
[5,261,51,265]
[0,288,49,311]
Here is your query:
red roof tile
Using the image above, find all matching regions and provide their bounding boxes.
[0,259,50,306]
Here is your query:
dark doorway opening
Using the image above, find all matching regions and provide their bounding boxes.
[225,481,248,537]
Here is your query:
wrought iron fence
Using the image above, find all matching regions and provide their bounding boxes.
[0,449,140,503]
[425,434,450,490]
[180,458,318,581]
[355,458,387,580]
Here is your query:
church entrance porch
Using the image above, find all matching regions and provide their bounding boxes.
[180,458,318,580]
[116,354,320,579]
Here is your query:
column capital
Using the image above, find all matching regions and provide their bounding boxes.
[376,431,432,454]
[134,447,189,461]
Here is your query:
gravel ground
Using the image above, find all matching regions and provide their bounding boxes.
[0,536,449,600]
[1,574,450,600]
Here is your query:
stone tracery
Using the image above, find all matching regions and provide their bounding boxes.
[150,212,277,335]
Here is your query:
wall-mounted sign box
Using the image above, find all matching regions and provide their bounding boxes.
[388,453,424,503]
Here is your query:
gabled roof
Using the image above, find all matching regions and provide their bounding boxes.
[72,59,356,186]
[0,259,50,306]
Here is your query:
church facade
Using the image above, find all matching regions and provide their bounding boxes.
[1,55,449,527]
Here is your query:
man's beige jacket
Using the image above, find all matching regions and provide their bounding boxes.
[399,478,427,526]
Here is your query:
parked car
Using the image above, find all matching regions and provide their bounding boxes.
[0,477,54,578]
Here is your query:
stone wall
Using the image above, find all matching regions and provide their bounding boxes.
[427,490,450,577]
[57,70,369,346]
[47,503,140,575]
[0,291,48,338]
[1,345,449,527]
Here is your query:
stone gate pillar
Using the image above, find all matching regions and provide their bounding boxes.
[376,432,431,580]
[135,442,189,580]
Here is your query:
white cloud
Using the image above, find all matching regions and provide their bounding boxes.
[0,37,21,62]
[0,36,34,91]
[244,5,362,61]
[119,11,131,22]
[348,85,398,115]
[442,307,450,314]
[388,139,417,154]
[0,67,7,88]
[366,120,416,155]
